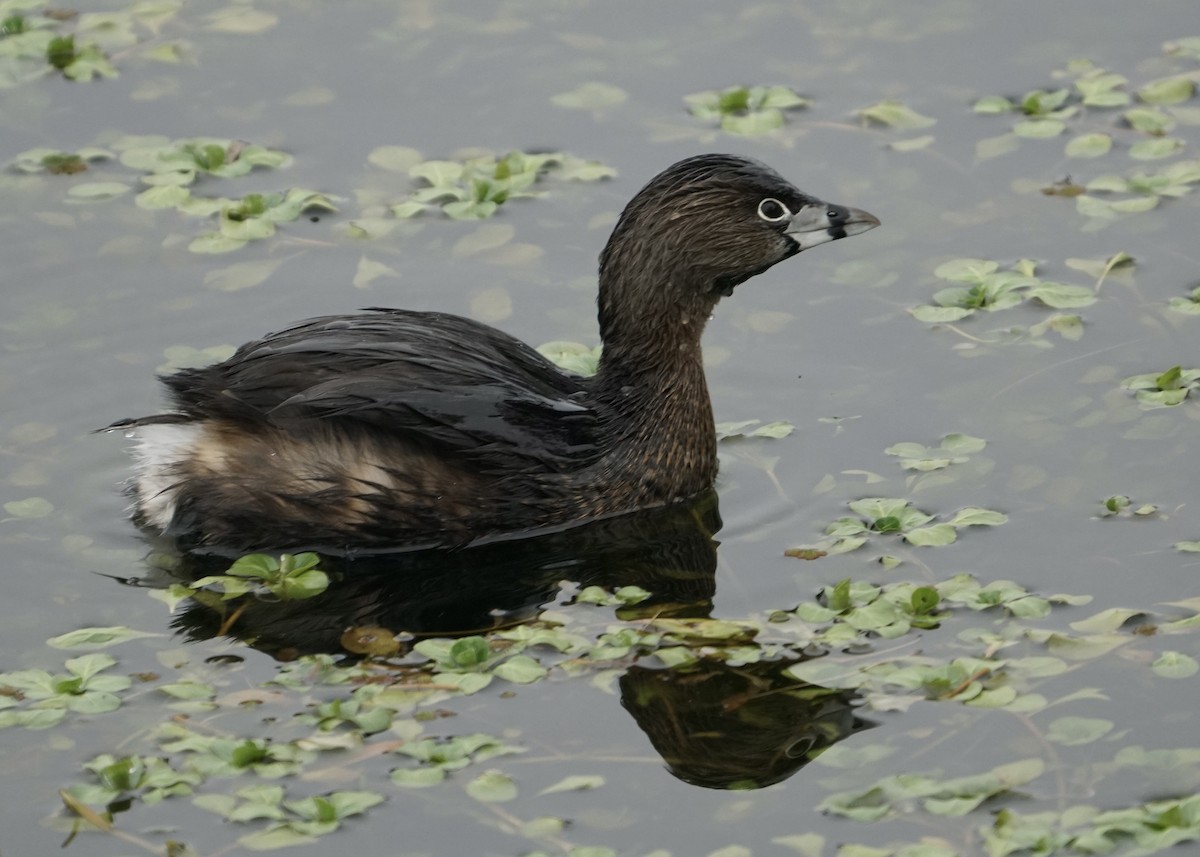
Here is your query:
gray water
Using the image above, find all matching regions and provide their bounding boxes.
[2,1,1199,855]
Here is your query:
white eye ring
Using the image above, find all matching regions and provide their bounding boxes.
[757,197,791,222]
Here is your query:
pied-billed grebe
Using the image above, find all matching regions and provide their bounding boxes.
[109,154,878,552]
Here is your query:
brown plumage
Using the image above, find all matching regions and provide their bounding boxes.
[108,154,879,552]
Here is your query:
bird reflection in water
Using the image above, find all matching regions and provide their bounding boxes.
[129,492,870,790]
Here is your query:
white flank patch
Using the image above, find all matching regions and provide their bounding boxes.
[127,423,200,529]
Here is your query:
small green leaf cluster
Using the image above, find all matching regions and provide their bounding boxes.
[411,636,549,692]
[194,784,384,851]
[820,757,1044,821]
[4,23,113,83]
[684,85,810,136]
[19,134,323,254]
[390,732,526,788]
[885,433,986,471]
[295,697,393,735]
[190,552,330,601]
[175,189,336,254]
[0,653,131,729]
[974,86,1081,139]
[780,574,1065,650]
[824,497,1007,551]
[788,652,1018,710]
[986,793,1200,857]
[0,0,183,87]
[111,136,331,253]
[1169,285,1200,315]
[791,579,944,641]
[45,33,116,79]
[1121,365,1200,408]
[67,754,202,807]
[973,62,1194,137]
[937,574,1070,619]
[1078,158,1200,219]
[117,136,294,184]
[9,146,111,174]
[1098,495,1158,517]
[155,722,316,778]
[390,150,615,220]
[911,258,1097,324]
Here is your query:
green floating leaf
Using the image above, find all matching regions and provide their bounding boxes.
[1021,88,1071,115]
[858,99,936,129]
[904,524,957,546]
[1124,107,1176,135]
[972,94,1014,114]
[715,419,795,440]
[539,774,605,795]
[1013,118,1065,138]
[910,305,973,323]
[1152,651,1199,679]
[492,655,547,684]
[465,770,517,803]
[1168,286,1200,315]
[47,626,158,650]
[1070,608,1144,633]
[1138,75,1195,105]
[1130,137,1186,160]
[1075,70,1130,107]
[1065,133,1112,158]
[390,767,445,788]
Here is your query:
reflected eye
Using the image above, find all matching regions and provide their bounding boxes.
[757,198,790,222]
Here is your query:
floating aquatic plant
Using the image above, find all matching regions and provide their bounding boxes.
[1075,158,1200,219]
[911,258,1098,323]
[857,99,936,130]
[116,136,294,186]
[391,733,526,788]
[884,433,986,471]
[1121,365,1200,408]
[66,754,202,808]
[820,497,1007,552]
[0,0,184,87]
[9,146,111,174]
[684,85,809,136]
[0,653,131,729]
[1098,495,1158,518]
[1169,285,1200,315]
[390,150,615,220]
[193,784,384,850]
[973,57,1200,179]
[189,552,330,601]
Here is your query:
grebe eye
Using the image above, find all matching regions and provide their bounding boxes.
[757,198,790,222]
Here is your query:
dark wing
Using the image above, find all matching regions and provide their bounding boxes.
[153,309,599,470]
